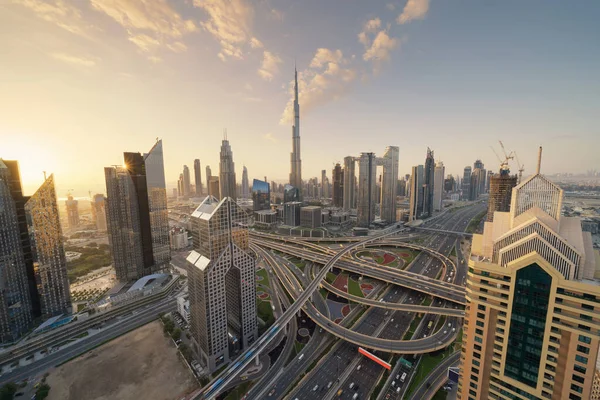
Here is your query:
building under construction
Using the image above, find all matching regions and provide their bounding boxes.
[486,172,518,222]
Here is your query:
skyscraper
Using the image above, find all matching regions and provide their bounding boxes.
[241,166,249,199]
[194,159,203,196]
[187,196,257,372]
[25,174,71,317]
[105,139,170,282]
[92,194,107,231]
[0,160,38,342]
[458,149,599,400]
[177,173,184,197]
[408,165,424,222]
[206,165,212,186]
[320,170,327,198]
[252,179,270,211]
[380,146,399,223]
[332,163,344,208]
[219,136,237,200]
[487,161,518,222]
[433,161,445,212]
[65,194,79,229]
[183,165,191,196]
[289,67,302,199]
[422,148,435,218]
[462,166,472,200]
[208,176,220,200]
[343,156,356,211]
[356,152,377,228]
[0,161,70,343]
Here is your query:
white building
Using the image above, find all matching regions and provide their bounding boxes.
[169,227,189,250]
[177,295,190,323]
[433,161,445,212]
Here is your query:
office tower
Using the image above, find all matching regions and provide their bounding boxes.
[219,136,237,200]
[206,165,212,185]
[25,174,71,317]
[356,152,377,228]
[0,160,37,342]
[105,140,170,282]
[92,194,107,231]
[433,161,445,212]
[397,179,406,197]
[380,146,399,223]
[469,163,487,201]
[65,194,79,229]
[408,165,424,222]
[320,170,327,199]
[332,163,344,208]
[283,184,300,203]
[208,177,220,200]
[283,202,302,226]
[343,156,356,210]
[183,165,191,196]
[187,196,257,372]
[177,174,183,197]
[289,67,302,200]
[241,166,249,199]
[458,149,599,400]
[422,148,435,218]
[194,159,203,196]
[444,175,456,192]
[487,169,518,222]
[252,179,270,211]
[486,169,493,193]
[301,206,322,228]
[462,166,472,200]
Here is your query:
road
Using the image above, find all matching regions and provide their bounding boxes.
[409,351,460,400]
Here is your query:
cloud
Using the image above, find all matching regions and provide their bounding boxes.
[51,52,97,67]
[269,8,284,21]
[359,19,400,74]
[194,0,255,61]
[244,83,253,91]
[263,132,278,142]
[280,48,357,124]
[258,50,283,81]
[90,0,197,55]
[397,0,430,24]
[250,37,263,49]
[386,3,396,11]
[12,0,87,36]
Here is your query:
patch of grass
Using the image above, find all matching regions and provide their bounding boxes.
[432,388,448,400]
[403,314,423,340]
[405,350,452,398]
[422,297,433,307]
[66,246,112,283]
[450,247,457,257]
[466,210,486,234]
[374,255,385,264]
[319,288,328,299]
[355,250,372,259]
[294,341,305,355]
[224,381,253,400]
[325,272,337,284]
[257,300,274,327]
[347,278,364,298]
[256,268,270,288]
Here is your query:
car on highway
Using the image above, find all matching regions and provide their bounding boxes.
[268,389,275,396]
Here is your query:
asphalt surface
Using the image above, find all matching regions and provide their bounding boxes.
[409,351,460,400]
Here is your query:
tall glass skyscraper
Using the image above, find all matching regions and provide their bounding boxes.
[252,179,270,211]
[105,139,170,282]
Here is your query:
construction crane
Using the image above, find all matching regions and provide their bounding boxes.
[514,152,525,184]
[490,141,514,174]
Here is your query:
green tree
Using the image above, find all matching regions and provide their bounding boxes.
[0,382,17,400]
[35,383,51,399]
[172,328,181,341]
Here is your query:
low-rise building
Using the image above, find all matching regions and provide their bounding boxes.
[300,206,322,229]
[177,295,190,323]
[169,227,189,250]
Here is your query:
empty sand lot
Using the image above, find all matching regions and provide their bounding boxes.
[47,321,198,400]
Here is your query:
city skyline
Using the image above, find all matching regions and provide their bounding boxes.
[2,1,599,196]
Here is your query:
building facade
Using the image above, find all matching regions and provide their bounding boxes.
[194,159,203,197]
[487,172,518,222]
[219,137,237,200]
[343,156,356,211]
[187,196,257,372]
[380,146,399,224]
[25,174,71,317]
[462,166,472,200]
[433,161,445,212]
[356,152,377,228]
[241,166,249,199]
[422,148,435,218]
[183,165,191,196]
[92,194,107,231]
[289,67,302,200]
[332,163,344,208]
[208,177,220,200]
[252,179,270,211]
[300,206,322,229]
[409,165,424,222]
[65,195,79,229]
[458,155,599,400]
[105,140,170,282]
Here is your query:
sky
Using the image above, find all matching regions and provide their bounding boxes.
[1,0,599,196]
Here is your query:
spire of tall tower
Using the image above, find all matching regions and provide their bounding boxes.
[294,64,298,102]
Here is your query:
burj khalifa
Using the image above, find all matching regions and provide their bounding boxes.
[289,66,302,200]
